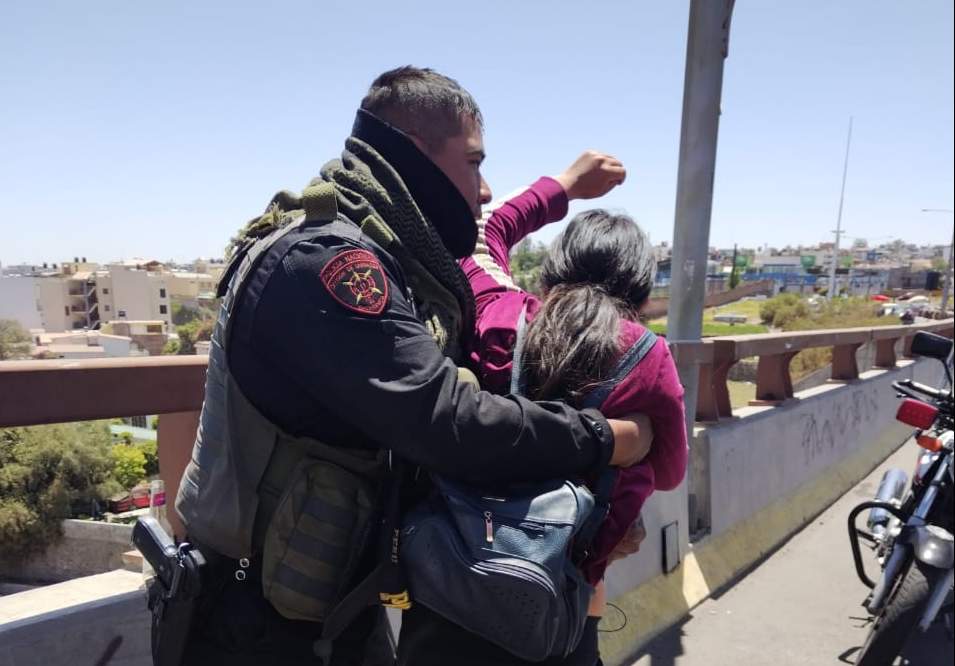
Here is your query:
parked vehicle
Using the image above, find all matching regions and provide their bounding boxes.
[108,482,151,513]
[848,331,954,666]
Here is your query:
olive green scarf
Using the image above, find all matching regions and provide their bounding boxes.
[225,138,475,360]
[316,136,474,359]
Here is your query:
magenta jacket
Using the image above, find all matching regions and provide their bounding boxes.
[460,177,688,583]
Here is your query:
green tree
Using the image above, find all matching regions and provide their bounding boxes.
[176,319,214,355]
[135,439,159,477]
[511,238,546,273]
[110,444,147,489]
[0,422,118,563]
[510,239,547,295]
[759,293,805,326]
[0,319,32,360]
[171,303,201,326]
[728,266,740,290]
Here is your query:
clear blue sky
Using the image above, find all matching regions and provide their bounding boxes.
[1,0,952,265]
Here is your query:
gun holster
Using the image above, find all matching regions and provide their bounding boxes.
[134,518,207,666]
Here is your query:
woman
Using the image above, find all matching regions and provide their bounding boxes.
[462,170,688,665]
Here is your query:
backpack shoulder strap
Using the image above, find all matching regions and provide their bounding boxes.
[580,328,658,411]
[509,302,530,396]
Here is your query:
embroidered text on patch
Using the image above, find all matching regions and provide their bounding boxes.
[320,249,389,315]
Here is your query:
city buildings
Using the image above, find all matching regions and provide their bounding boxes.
[0,259,222,330]
[30,330,148,359]
[0,257,222,356]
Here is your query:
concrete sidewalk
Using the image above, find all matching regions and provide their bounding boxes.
[628,442,953,666]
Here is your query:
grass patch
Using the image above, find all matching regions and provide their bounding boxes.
[702,323,768,336]
[727,380,756,409]
[710,299,765,322]
[647,322,768,337]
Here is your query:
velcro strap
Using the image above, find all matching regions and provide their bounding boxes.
[302,182,338,223]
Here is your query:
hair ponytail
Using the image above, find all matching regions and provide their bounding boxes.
[522,283,622,405]
[520,209,655,405]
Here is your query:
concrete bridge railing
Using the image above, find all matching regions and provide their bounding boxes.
[673,320,954,421]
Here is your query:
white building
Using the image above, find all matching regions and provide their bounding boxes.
[31,330,145,359]
[166,271,216,302]
[96,263,172,328]
[0,276,43,329]
[193,259,227,285]
[0,274,96,331]
[4,258,176,334]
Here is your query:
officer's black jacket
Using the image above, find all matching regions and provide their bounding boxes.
[228,116,614,486]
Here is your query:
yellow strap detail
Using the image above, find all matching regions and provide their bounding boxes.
[379,590,412,610]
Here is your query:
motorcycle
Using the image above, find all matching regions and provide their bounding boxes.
[848,330,954,666]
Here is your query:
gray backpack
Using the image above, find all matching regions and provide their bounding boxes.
[400,308,657,660]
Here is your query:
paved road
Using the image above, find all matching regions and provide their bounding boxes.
[629,442,953,666]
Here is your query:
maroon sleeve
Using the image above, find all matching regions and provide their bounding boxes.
[600,338,688,491]
[460,176,568,315]
[478,176,568,271]
[460,177,567,393]
[641,342,689,491]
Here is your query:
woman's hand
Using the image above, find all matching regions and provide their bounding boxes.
[553,150,626,200]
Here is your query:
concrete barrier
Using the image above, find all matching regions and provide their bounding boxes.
[0,520,134,584]
[0,570,149,666]
[597,358,943,665]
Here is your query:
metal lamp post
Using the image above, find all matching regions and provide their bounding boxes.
[921,209,954,313]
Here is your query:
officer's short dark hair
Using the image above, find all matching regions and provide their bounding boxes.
[360,66,484,151]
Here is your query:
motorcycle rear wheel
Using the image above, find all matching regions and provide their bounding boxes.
[855,558,933,666]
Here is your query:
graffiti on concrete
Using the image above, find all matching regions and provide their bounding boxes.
[801,386,881,466]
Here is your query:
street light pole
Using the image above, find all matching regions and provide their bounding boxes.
[921,208,954,312]
[666,0,735,544]
[668,0,735,427]
[828,117,853,300]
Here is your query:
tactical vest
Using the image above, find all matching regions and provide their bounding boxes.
[175,183,388,622]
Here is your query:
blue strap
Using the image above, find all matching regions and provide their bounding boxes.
[580,329,658,410]
[510,303,529,396]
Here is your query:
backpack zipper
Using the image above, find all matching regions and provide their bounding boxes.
[484,511,494,543]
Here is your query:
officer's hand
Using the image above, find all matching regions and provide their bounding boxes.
[552,150,626,200]
[607,413,653,467]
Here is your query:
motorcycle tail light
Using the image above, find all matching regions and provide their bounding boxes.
[896,398,938,429]
[916,434,943,452]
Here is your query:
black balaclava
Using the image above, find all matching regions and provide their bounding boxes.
[351,109,478,258]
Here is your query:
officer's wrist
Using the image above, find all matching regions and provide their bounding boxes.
[580,408,614,475]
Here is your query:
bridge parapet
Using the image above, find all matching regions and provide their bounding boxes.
[674,320,953,421]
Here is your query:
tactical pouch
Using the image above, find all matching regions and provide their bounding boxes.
[261,458,377,621]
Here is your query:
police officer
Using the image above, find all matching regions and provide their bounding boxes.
[173,66,650,666]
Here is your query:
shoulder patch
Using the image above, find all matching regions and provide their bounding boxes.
[320,249,389,315]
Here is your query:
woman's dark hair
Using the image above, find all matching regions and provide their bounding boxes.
[522,209,655,404]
